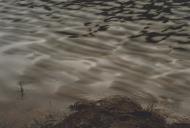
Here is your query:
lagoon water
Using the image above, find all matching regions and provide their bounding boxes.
[0,0,190,127]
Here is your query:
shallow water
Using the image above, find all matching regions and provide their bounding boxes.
[0,0,190,127]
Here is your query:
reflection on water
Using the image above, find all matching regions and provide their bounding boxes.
[0,0,190,127]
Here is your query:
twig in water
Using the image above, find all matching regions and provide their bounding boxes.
[19,81,24,99]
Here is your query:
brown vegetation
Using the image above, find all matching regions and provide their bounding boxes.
[30,96,190,128]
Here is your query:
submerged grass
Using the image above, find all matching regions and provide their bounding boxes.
[28,95,190,128]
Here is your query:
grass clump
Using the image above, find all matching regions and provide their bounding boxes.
[30,96,190,128]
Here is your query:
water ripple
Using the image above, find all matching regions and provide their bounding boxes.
[0,0,189,127]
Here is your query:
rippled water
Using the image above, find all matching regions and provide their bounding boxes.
[0,0,190,127]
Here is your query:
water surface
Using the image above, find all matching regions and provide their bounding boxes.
[0,0,190,127]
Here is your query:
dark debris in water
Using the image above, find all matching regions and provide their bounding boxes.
[31,96,190,128]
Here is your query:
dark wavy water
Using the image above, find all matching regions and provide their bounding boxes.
[0,0,190,127]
